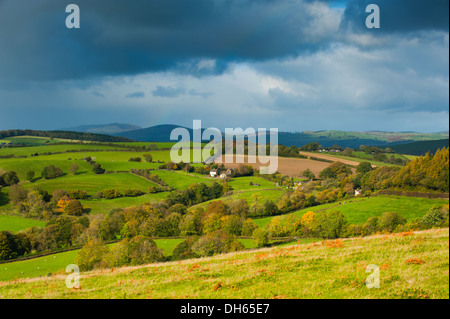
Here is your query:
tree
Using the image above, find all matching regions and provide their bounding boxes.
[315,210,348,239]
[92,163,105,174]
[252,228,269,248]
[143,154,153,163]
[75,239,109,271]
[0,171,19,186]
[41,165,63,179]
[8,184,28,206]
[302,168,315,181]
[172,236,199,260]
[101,189,121,199]
[64,200,84,216]
[26,170,35,182]
[262,200,279,217]
[356,162,373,175]
[242,219,258,236]
[300,142,321,152]
[421,206,447,228]
[0,231,31,260]
[69,163,79,175]
[378,212,406,233]
[105,236,164,267]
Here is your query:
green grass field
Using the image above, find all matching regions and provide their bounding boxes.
[0,238,258,282]
[0,143,131,157]
[254,196,449,228]
[26,172,157,196]
[1,228,447,298]
[0,215,46,233]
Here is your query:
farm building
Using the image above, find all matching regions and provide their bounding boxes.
[210,169,218,177]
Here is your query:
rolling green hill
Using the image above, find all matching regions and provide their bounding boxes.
[388,139,449,156]
[0,228,447,299]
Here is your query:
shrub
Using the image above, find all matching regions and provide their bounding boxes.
[101,189,121,199]
[123,189,144,197]
[68,189,89,200]
[128,157,142,162]
[148,185,163,193]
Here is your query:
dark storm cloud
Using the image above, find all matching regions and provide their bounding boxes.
[340,0,449,33]
[0,0,338,84]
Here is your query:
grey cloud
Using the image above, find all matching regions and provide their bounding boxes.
[125,91,145,98]
[152,86,186,98]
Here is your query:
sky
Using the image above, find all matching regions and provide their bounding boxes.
[0,0,448,133]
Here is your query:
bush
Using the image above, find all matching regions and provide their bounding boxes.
[128,157,142,162]
[148,185,163,193]
[123,189,144,197]
[68,189,89,200]
[101,189,122,199]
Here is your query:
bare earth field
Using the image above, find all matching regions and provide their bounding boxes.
[299,151,363,166]
[216,155,330,177]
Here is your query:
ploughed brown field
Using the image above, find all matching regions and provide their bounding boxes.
[216,155,330,177]
[299,151,363,166]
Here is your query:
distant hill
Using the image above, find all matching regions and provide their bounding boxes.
[388,139,449,156]
[113,124,209,142]
[112,125,449,148]
[63,123,141,135]
[0,129,133,143]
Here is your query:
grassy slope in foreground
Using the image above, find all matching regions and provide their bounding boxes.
[0,228,448,299]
